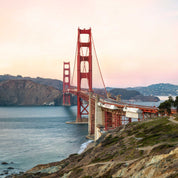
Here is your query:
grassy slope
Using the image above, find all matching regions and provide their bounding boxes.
[13,117,178,178]
[174,114,178,121]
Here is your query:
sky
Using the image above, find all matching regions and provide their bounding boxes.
[0,0,177,88]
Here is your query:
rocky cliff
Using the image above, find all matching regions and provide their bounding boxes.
[9,117,178,178]
[0,74,63,90]
[0,80,62,106]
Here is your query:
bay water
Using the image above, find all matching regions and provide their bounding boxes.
[0,97,166,177]
[0,106,88,177]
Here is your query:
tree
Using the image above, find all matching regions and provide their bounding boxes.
[159,100,172,115]
[159,96,178,115]
[168,96,174,106]
[174,96,178,112]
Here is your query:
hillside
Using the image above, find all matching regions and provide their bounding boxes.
[109,88,160,101]
[0,80,63,106]
[0,74,63,90]
[0,75,159,102]
[10,117,178,178]
[4,75,178,102]
[127,83,178,96]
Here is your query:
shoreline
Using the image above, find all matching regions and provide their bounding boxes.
[8,116,178,177]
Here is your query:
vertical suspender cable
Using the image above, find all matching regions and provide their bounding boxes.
[71,41,78,88]
[91,34,108,96]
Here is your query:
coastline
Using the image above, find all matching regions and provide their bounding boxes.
[8,116,178,178]
[0,106,88,178]
[78,140,93,154]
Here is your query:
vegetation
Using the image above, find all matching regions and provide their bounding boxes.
[158,96,178,115]
[110,88,140,100]
[101,135,120,147]
[174,114,178,121]
[11,116,178,178]
[109,88,159,101]
[127,83,178,96]
[174,96,178,111]
[151,143,176,155]
[126,117,178,147]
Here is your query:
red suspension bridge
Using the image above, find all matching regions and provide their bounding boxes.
[63,28,158,140]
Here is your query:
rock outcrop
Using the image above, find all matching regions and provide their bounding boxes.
[0,80,62,106]
[9,117,178,178]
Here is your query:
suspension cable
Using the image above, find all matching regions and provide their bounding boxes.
[72,34,89,89]
[71,40,78,88]
[91,33,108,95]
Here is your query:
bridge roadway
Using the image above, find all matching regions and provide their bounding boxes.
[69,89,158,114]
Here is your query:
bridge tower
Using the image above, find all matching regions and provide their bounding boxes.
[76,28,92,122]
[63,62,71,106]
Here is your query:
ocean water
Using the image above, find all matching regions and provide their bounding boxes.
[125,98,165,107]
[0,99,165,177]
[0,106,88,177]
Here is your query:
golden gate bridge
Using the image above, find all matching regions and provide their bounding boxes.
[63,28,158,140]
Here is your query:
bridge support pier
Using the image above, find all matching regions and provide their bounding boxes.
[94,95,105,140]
[118,115,122,126]
[63,62,71,106]
[76,28,92,123]
[87,92,95,139]
[88,92,92,135]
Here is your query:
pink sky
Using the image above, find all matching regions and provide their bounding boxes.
[0,0,177,87]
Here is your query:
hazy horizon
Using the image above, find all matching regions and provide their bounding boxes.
[0,0,177,87]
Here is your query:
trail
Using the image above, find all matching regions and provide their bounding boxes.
[169,116,178,124]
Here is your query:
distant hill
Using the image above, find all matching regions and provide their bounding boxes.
[109,88,160,101]
[4,75,177,103]
[127,83,178,96]
[0,80,62,106]
[95,88,159,101]
[0,74,63,90]
[0,75,78,106]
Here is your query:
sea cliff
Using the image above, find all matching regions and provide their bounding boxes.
[0,80,62,106]
[8,116,178,178]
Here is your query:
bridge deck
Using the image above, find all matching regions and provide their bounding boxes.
[69,89,158,113]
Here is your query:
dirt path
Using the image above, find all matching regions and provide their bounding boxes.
[169,116,178,124]
[137,141,178,155]
[138,142,167,155]
[84,157,140,168]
